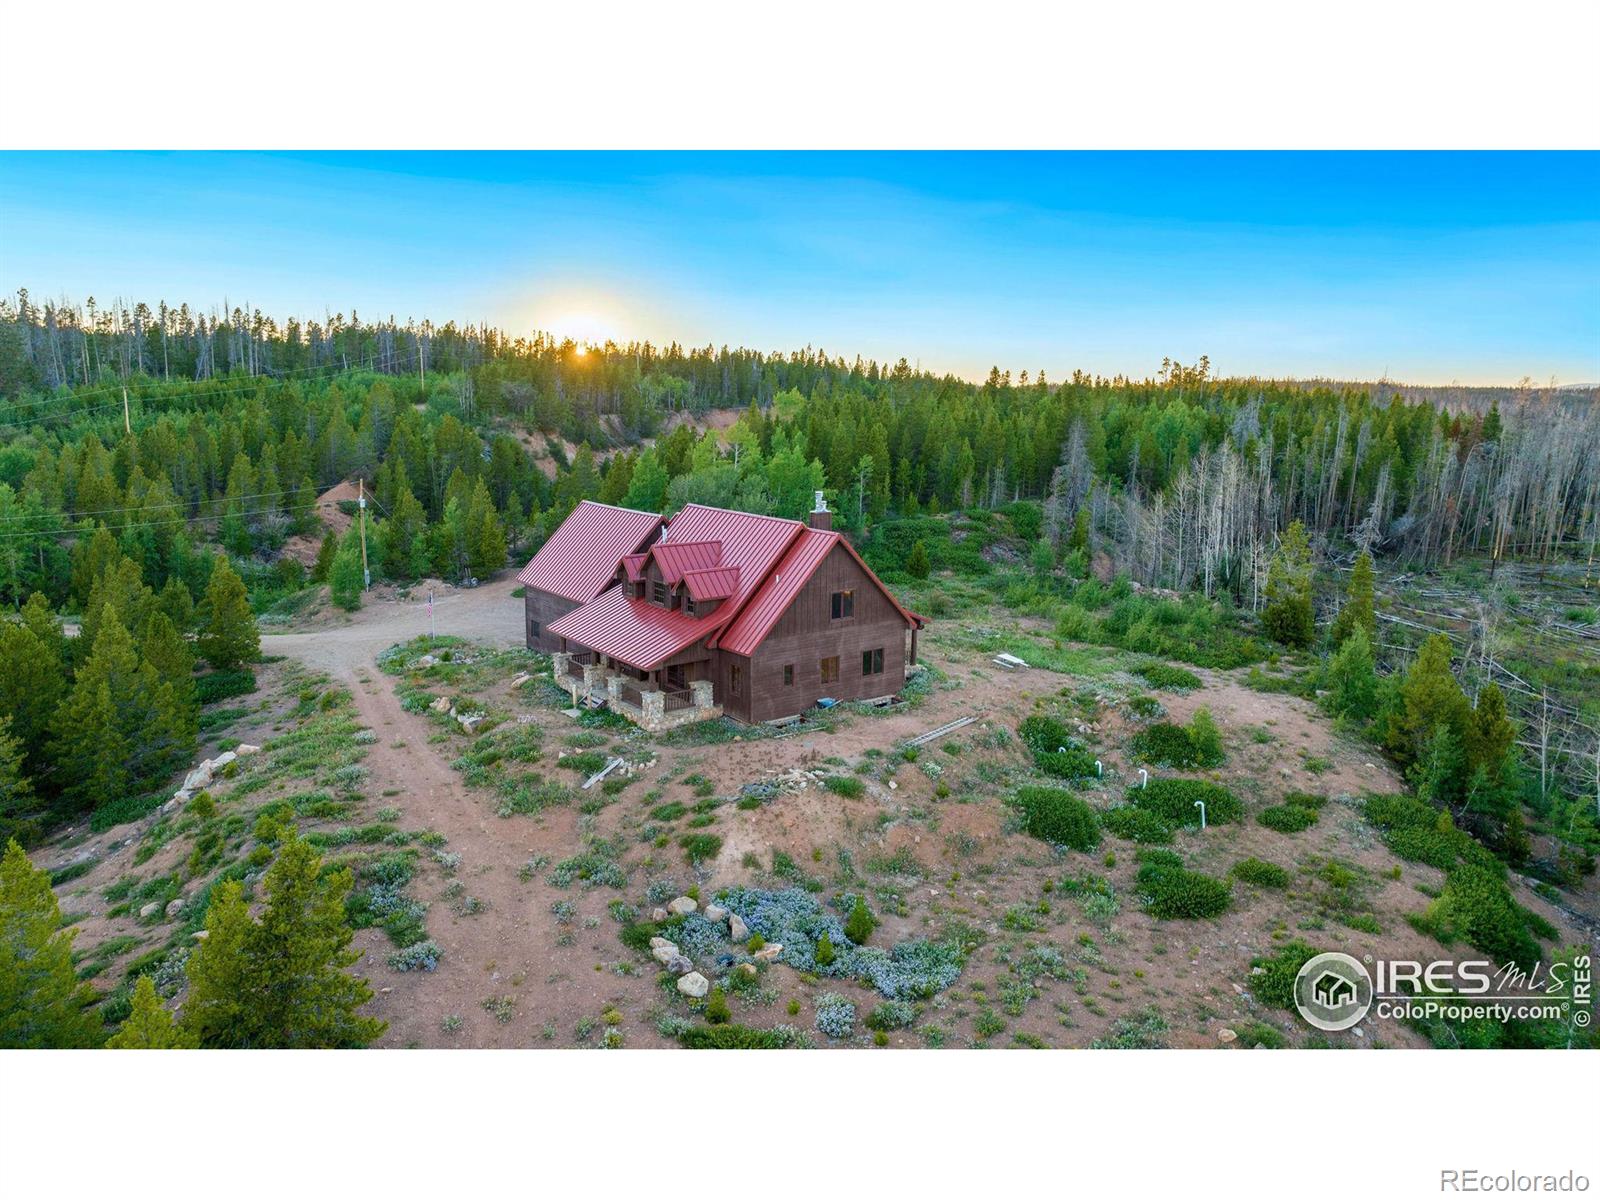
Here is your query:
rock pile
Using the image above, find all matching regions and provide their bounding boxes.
[166,743,261,810]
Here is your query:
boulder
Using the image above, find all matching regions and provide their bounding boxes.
[704,904,728,923]
[182,764,213,792]
[650,907,669,922]
[753,944,782,962]
[728,914,749,941]
[667,895,698,916]
[165,898,185,918]
[211,750,237,771]
[235,743,262,757]
[192,930,209,940]
[138,902,161,919]
[677,971,710,998]
[429,696,452,714]
[648,936,676,951]
[650,941,681,965]
[665,954,694,975]
[1217,1027,1238,1044]
[458,713,483,731]
[735,962,758,978]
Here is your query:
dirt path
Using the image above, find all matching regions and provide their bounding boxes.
[265,577,593,1046]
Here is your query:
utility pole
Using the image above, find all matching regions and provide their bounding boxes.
[122,386,130,435]
[358,478,371,591]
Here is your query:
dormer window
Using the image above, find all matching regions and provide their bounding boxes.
[651,580,669,606]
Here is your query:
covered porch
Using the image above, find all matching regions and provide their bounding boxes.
[552,649,721,733]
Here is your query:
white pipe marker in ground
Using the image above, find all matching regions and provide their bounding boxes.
[1194,799,1206,831]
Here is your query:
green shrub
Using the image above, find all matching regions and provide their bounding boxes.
[1258,804,1317,833]
[815,932,836,967]
[677,1023,800,1049]
[1129,722,1199,767]
[1133,779,1241,826]
[195,669,258,705]
[822,776,865,799]
[1250,940,1322,1008]
[843,896,877,944]
[1102,806,1174,844]
[1018,714,1098,781]
[1231,857,1291,888]
[1137,859,1231,919]
[679,834,723,865]
[1134,661,1202,692]
[1186,708,1224,766]
[1013,786,1101,851]
[865,999,917,1031]
[558,751,609,775]
[705,986,731,1024]
[1420,862,1544,967]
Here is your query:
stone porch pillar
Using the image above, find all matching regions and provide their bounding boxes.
[607,675,625,706]
[640,689,666,730]
[690,679,715,710]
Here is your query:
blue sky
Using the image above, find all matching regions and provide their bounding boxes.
[1,151,1595,385]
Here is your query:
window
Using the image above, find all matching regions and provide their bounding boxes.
[862,648,884,675]
[783,664,794,687]
[685,598,696,616]
[820,656,839,684]
[651,580,669,606]
[529,621,540,641]
[831,589,855,620]
[730,663,744,697]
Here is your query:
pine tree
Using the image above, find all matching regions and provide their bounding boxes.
[1331,551,1377,647]
[844,896,876,945]
[181,832,384,1048]
[1385,633,1471,772]
[0,717,37,847]
[106,975,197,1048]
[464,479,507,579]
[1068,506,1091,554]
[1262,520,1315,648]
[622,448,669,512]
[906,540,931,579]
[197,557,258,670]
[50,607,140,812]
[1466,683,1516,780]
[310,529,338,582]
[329,544,364,610]
[1324,626,1379,721]
[0,840,103,1047]
[0,612,65,779]
[158,575,195,630]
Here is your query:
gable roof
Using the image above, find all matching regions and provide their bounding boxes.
[681,566,740,603]
[546,503,805,669]
[515,500,663,604]
[651,539,723,584]
[544,502,923,670]
[715,528,922,656]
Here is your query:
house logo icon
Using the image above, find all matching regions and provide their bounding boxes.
[1293,952,1373,1032]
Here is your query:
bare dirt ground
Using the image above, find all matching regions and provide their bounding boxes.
[45,575,1597,1050]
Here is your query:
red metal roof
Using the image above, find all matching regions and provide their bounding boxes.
[542,502,922,669]
[682,566,740,602]
[716,528,922,655]
[650,539,723,584]
[544,587,707,670]
[620,553,649,583]
[515,501,663,603]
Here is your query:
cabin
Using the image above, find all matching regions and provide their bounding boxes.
[519,495,924,730]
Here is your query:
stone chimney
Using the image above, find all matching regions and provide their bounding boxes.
[808,490,831,531]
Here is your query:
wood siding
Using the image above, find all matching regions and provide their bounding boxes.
[738,542,908,723]
[525,588,581,652]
